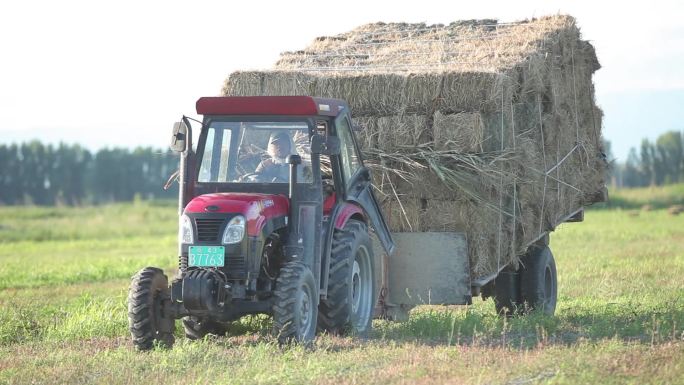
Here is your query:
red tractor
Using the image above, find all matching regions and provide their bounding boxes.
[128,96,395,349]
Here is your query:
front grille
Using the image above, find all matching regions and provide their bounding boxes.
[195,218,224,242]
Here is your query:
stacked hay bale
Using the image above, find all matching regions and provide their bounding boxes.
[222,15,607,280]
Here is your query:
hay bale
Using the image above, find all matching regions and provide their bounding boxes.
[222,71,263,96]
[221,14,606,279]
[224,71,508,116]
[377,115,430,151]
[353,114,430,152]
[433,112,484,152]
[380,198,469,233]
[353,116,379,150]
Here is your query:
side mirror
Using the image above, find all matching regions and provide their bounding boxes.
[170,121,188,153]
[311,134,341,156]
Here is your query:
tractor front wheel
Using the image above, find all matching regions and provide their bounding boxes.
[318,219,375,335]
[272,261,318,344]
[128,267,175,350]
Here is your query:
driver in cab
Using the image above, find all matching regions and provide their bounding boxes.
[254,132,292,181]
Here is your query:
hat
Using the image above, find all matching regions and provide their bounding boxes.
[268,132,290,145]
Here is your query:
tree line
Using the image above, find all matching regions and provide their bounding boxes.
[609,130,684,188]
[0,141,178,205]
[1,131,682,205]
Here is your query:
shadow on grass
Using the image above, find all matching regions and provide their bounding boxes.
[3,291,682,353]
[174,298,684,354]
[370,300,684,349]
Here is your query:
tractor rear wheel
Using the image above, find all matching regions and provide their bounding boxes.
[520,246,557,315]
[128,267,175,350]
[318,219,375,335]
[182,317,229,340]
[272,261,318,344]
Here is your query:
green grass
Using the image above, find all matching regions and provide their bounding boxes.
[0,201,178,289]
[0,237,176,289]
[0,195,683,384]
[0,201,177,243]
[600,183,684,209]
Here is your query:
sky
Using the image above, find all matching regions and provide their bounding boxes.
[1,0,682,161]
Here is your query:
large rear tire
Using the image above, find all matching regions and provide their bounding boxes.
[272,261,318,344]
[128,267,175,351]
[318,219,375,335]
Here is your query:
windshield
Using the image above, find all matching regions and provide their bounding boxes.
[197,120,312,184]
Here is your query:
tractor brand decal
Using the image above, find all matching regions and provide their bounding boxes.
[263,199,274,208]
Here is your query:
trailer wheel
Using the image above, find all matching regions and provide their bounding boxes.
[182,317,229,340]
[128,267,175,351]
[273,261,318,344]
[520,246,557,315]
[318,219,375,335]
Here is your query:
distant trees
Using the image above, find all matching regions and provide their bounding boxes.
[2,130,682,205]
[0,142,178,205]
[612,130,684,187]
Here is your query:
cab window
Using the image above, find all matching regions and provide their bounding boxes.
[197,121,312,184]
[335,115,361,186]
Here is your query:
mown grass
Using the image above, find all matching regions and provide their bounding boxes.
[0,192,683,384]
[1,338,681,385]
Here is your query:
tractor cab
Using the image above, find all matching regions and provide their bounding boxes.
[176,96,393,270]
[126,96,394,349]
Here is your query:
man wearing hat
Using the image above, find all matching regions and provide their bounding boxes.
[254,131,293,181]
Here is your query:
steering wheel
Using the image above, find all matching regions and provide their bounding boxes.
[237,172,262,182]
[238,172,288,183]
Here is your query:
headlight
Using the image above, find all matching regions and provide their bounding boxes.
[179,214,193,244]
[222,215,245,244]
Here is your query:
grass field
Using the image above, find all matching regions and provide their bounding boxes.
[598,183,684,209]
[1,187,683,384]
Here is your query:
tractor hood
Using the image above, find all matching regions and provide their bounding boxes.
[184,193,289,237]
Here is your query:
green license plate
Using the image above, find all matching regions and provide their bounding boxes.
[188,246,225,267]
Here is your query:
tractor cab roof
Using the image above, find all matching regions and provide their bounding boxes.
[196,96,348,117]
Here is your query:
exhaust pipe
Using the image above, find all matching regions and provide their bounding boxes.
[284,154,303,260]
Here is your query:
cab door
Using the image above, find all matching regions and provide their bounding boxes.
[334,112,395,256]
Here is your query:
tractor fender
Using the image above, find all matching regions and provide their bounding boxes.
[246,215,288,277]
[333,202,366,230]
[257,215,288,240]
[319,202,367,299]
